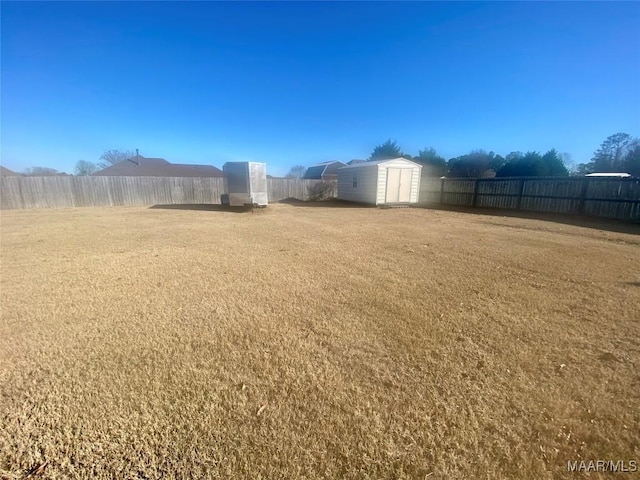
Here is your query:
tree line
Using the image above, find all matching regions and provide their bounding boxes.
[362,133,639,178]
[286,132,638,178]
[14,133,640,178]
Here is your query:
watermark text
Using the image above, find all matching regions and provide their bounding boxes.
[567,460,637,473]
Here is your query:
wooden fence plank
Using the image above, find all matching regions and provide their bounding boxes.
[0,177,24,209]
[418,176,640,221]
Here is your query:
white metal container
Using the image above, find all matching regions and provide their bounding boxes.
[222,162,268,207]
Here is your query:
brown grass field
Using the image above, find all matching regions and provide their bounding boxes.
[1,202,639,479]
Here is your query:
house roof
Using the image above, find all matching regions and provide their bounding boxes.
[169,164,224,176]
[0,166,18,176]
[303,161,347,179]
[347,159,367,165]
[338,158,422,169]
[93,155,223,177]
[302,165,327,179]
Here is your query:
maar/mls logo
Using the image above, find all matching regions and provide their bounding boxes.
[567,460,638,473]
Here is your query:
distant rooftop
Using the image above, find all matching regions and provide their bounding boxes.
[94,155,223,177]
[585,173,631,178]
[0,166,18,176]
[302,161,346,179]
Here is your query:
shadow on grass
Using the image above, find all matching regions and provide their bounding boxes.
[419,204,640,236]
[277,198,374,208]
[149,204,253,213]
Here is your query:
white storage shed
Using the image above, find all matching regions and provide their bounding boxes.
[337,158,422,205]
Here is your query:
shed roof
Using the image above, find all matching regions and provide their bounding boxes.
[338,158,422,169]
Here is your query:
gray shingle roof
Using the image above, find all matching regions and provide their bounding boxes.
[0,166,18,176]
[302,161,347,179]
[94,156,223,177]
[302,165,327,179]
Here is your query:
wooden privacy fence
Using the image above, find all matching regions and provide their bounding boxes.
[0,176,334,210]
[4,175,637,220]
[267,178,336,202]
[419,176,640,221]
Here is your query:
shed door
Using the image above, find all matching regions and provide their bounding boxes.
[385,168,412,203]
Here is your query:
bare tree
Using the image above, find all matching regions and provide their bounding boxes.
[285,165,307,179]
[99,149,134,169]
[75,160,98,176]
[575,133,639,175]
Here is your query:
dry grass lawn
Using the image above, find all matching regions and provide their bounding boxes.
[1,202,639,479]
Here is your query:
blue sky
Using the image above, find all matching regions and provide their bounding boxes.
[2,1,639,176]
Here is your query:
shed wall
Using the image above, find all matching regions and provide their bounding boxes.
[337,164,379,204]
[409,166,421,203]
[338,159,422,205]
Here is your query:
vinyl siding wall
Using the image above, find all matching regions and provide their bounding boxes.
[337,164,379,204]
[409,166,422,203]
[338,159,422,205]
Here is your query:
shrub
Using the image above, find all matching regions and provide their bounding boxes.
[307,181,336,201]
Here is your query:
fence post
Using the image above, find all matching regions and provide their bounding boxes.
[578,178,589,215]
[439,178,445,204]
[516,178,526,210]
[472,179,480,207]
